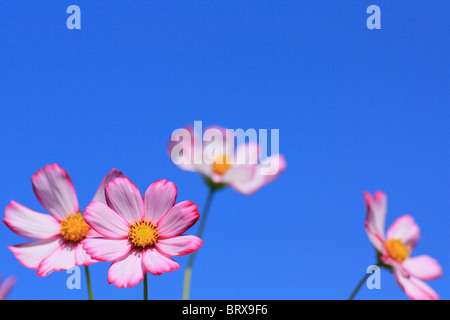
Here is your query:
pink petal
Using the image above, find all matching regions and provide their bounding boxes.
[211,172,223,183]
[82,237,132,262]
[31,164,80,220]
[91,169,124,204]
[231,172,265,195]
[0,276,16,300]
[403,255,442,281]
[231,154,286,195]
[222,164,255,184]
[203,126,235,161]
[107,249,145,288]
[37,242,77,276]
[3,201,60,239]
[8,236,62,269]
[86,228,103,238]
[84,201,129,239]
[235,142,260,166]
[394,269,440,300]
[156,235,203,257]
[387,215,420,250]
[365,221,386,254]
[260,154,287,183]
[157,201,199,239]
[142,247,180,275]
[105,177,144,224]
[74,242,97,266]
[168,126,203,172]
[380,255,410,277]
[364,191,387,241]
[194,161,214,177]
[144,180,177,223]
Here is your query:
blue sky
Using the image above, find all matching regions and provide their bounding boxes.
[0,1,448,300]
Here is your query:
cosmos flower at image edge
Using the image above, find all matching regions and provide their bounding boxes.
[364,191,442,300]
[3,164,123,276]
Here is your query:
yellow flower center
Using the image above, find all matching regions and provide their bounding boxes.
[128,219,159,248]
[385,238,411,263]
[212,154,232,175]
[60,213,89,242]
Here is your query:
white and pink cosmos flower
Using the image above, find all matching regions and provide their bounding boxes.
[168,124,287,195]
[82,177,203,288]
[364,191,442,300]
[3,164,123,276]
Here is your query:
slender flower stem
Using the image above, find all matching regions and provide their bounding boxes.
[348,272,370,300]
[182,188,216,300]
[144,273,148,300]
[84,266,93,300]
[348,262,382,300]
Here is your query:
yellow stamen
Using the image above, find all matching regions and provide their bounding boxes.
[128,219,159,248]
[60,213,89,242]
[212,154,232,175]
[385,238,411,263]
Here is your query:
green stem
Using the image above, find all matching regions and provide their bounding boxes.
[84,266,93,300]
[348,263,381,300]
[144,273,148,300]
[348,272,370,300]
[182,188,216,300]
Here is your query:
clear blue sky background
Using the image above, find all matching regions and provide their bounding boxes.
[0,1,448,300]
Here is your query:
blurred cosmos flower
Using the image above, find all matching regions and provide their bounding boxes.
[3,164,123,276]
[169,124,287,299]
[168,124,286,195]
[0,275,16,300]
[82,178,202,290]
[363,191,442,300]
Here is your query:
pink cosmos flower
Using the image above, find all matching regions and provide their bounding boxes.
[168,124,286,194]
[0,275,16,300]
[82,177,203,288]
[364,191,442,300]
[3,164,123,276]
